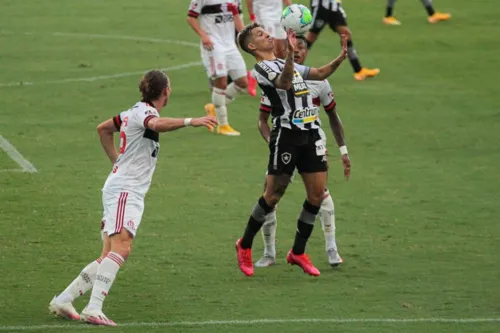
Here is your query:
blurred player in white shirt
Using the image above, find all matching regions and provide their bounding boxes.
[246,0,292,58]
[255,36,348,268]
[48,70,217,326]
[187,0,251,136]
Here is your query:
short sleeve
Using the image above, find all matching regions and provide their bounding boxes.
[135,107,159,129]
[254,62,280,87]
[320,80,336,111]
[112,111,127,131]
[259,93,272,113]
[188,0,203,17]
[294,63,311,80]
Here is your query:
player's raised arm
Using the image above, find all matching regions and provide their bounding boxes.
[97,118,120,164]
[230,2,245,32]
[274,29,297,90]
[246,0,256,22]
[307,34,348,81]
[186,0,214,50]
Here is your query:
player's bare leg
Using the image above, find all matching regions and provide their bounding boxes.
[236,174,291,276]
[334,26,380,81]
[81,229,132,326]
[49,234,111,321]
[284,171,327,276]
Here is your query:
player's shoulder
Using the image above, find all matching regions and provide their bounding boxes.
[132,101,159,116]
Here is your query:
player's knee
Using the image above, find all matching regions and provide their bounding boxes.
[234,78,248,89]
[112,241,132,260]
[307,192,325,207]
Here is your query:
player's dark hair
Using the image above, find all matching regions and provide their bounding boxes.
[139,70,169,101]
[296,35,307,45]
[237,22,261,55]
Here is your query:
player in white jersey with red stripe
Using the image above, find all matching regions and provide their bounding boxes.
[255,35,349,268]
[187,0,250,136]
[48,70,217,326]
[246,0,292,58]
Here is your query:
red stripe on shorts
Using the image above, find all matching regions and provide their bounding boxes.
[115,192,128,234]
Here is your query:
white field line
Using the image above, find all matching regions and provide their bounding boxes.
[0,62,202,87]
[1,318,500,331]
[0,31,201,87]
[0,135,37,173]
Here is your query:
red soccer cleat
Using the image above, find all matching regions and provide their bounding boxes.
[235,238,254,276]
[247,71,257,97]
[286,250,321,276]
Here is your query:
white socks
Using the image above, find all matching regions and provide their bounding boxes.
[57,258,102,303]
[260,193,338,256]
[320,193,338,252]
[261,210,277,258]
[225,82,245,105]
[212,87,228,126]
[87,252,124,311]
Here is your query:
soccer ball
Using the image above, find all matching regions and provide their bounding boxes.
[281,4,313,35]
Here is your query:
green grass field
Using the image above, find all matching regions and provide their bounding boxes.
[1,0,500,332]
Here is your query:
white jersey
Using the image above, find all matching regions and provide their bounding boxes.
[253,0,283,21]
[102,101,160,197]
[188,0,242,49]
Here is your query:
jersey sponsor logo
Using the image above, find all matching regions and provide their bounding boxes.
[127,220,136,231]
[257,62,278,81]
[292,71,309,96]
[214,13,234,24]
[291,107,319,124]
[281,152,292,165]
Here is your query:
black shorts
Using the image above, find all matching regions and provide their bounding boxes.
[268,128,328,176]
[310,3,348,34]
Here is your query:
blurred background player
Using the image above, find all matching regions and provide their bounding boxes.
[187,0,249,136]
[255,36,348,268]
[48,70,216,326]
[246,0,293,59]
[306,0,380,81]
[383,0,451,25]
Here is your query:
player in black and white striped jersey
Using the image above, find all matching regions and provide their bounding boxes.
[307,0,380,81]
[234,23,350,277]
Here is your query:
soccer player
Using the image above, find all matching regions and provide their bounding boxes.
[187,0,251,136]
[255,35,348,268]
[383,0,451,25]
[246,0,293,59]
[236,23,351,277]
[48,70,217,326]
[306,0,380,81]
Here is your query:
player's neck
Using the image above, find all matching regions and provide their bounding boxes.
[142,99,163,112]
[256,51,276,62]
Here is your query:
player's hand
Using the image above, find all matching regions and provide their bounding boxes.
[341,154,351,180]
[201,34,214,51]
[338,34,348,61]
[227,3,239,15]
[286,29,297,53]
[191,116,218,129]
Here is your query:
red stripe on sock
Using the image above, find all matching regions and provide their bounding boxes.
[107,253,124,266]
[96,257,103,264]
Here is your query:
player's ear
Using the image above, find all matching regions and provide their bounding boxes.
[248,41,257,53]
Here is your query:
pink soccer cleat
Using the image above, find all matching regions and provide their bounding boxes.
[247,71,257,97]
[80,307,117,326]
[286,250,321,276]
[49,296,80,321]
[235,238,254,276]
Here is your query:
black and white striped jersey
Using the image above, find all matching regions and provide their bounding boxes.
[253,59,321,131]
[311,0,342,10]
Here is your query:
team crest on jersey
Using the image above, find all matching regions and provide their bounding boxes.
[292,71,309,96]
[281,152,292,165]
[292,107,318,124]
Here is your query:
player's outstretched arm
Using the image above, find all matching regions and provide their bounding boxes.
[274,29,297,90]
[147,116,217,133]
[325,107,351,180]
[307,34,348,81]
[97,119,119,164]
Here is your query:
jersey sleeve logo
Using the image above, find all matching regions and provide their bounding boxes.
[256,62,278,82]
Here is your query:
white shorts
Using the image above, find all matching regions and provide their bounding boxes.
[257,16,286,39]
[201,45,247,80]
[101,191,144,239]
